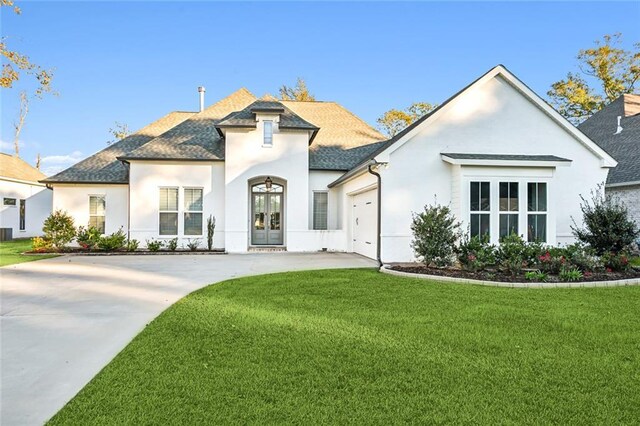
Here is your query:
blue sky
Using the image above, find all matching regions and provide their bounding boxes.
[1,1,639,175]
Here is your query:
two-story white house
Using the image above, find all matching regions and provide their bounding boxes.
[43,65,616,262]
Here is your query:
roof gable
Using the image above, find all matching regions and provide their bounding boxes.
[371,65,617,168]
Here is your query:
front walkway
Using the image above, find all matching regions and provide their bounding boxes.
[0,253,375,426]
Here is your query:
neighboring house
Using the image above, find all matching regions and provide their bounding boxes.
[0,153,52,239]
[579,94,640,227]
[43,65,616,262]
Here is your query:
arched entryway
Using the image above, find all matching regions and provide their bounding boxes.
[250,177,284,245]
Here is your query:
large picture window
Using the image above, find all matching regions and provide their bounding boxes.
[499,182,519,239]
[469,181,490,238]
[159,188,178,235]
[89,195,106,234]
[184,188,203,235]
[313,192,328,230]
[527,182,547,242]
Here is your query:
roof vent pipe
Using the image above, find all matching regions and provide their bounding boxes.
[198,86,206,112]
[615,116,623,134]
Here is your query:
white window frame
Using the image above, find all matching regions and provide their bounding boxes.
[89,194,106,234]
[263,120,273,147]
[498,181,519,239]
[183,187,203,236]
[159,187,179,236]
[312,191,329,230]
[527,182,548,243]
[469,181,491,239]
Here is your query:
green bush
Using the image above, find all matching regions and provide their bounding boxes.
[496,233,528,275]
[167,238,178,251]
[571,186,640,254]
[186,238,201,251]
[524,271,547,282]
[559,267,583,282]
[42,210,76,249]
[458,235,497,272]
[76,226,102,250]
[601,252,630,272]
[146,239,163,252]
[207,215,216,251]
[126,239,139,252]
[411,204,461,267]
[97,229,127,251]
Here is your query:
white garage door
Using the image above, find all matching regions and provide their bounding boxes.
[352,189,378,260]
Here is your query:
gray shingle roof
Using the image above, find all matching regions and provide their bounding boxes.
[441,153,572,162]
[121,88,257,161]
[579,94,640,185]
[216,100,319,133]
[42,111,195,183]
[43,90,387,183]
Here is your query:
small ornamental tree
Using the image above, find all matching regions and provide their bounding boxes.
[571,186,639,254]
[42,210,76,249]
[207,215,216,251]
[411,203,461,267]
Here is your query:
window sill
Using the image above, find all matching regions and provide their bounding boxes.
[262,144,273,148]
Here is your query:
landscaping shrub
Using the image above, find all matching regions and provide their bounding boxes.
[76,226,101,249]
[524,271,547,282]
[42,210,76,249]
[167,238,178,251]
[32,236,52,252]
[571,186,639,254]
[536,250,567,274]
[207,215,216,251]
[496,233,528,275]
[559,267,583,282]
[186,238,201,251]
[563,243,602,272]
[97,229,127,251]
[601,252,630,272]
[411,203,461,267]
[126,239,139,252]
[457,235,497,272]
[146,239,163,252]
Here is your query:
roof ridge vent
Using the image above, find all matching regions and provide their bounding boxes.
[614,116,623,135]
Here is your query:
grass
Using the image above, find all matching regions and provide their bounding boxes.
[0,238,57,267]
[49,269,640,425]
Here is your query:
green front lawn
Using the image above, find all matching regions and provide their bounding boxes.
[50,269,640,425]
[0,238,57,267]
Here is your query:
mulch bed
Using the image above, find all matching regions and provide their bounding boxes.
[389,264,640,283]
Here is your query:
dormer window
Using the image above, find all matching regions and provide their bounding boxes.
[263,120,273,147]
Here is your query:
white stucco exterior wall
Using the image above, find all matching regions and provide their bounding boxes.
[52,184,128,235]
[371,75,610,262]
[0,178,52,238]
[128,161,225,249]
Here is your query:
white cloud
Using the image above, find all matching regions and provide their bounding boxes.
[0,139,25,152]
[40,150,85,176]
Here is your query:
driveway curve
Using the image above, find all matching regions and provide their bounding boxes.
[0,253,375,425]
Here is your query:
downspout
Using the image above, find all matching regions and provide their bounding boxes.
[367,163,383,266]
[120,160,132,241]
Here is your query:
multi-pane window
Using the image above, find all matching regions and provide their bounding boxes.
[159,188,178,235]
[19,199,26,231]
[527,182,547,242]
[499,182,519,239]
[263,120,273,146]
[313,192,328,230]
[3,197,16,206]
[89,195,106,234]
[184,188,203,235]
[469,181,490,238]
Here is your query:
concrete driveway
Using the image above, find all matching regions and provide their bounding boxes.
[0,252,375,425]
